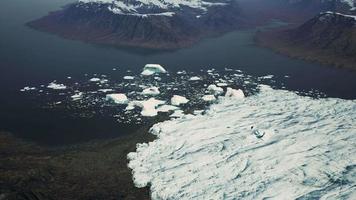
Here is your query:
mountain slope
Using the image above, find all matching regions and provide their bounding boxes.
[256,11,356,69]
[28,0,243,49]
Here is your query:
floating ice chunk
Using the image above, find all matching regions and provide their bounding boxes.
[177,70,186,75]
[216,82,228,87]
[225,87,245,99]
[20,86,36,92]
[170,110,184,118]
[202,95,216,102]
[189,76,201,81]
[47,82,67,90]
[142,87,160,96]
[126,98,165,117]
[106,93,129,104]
[98,89,114,93]
[71,92,83,101]
[123,76,135,80]
[157,105,179,113]
[207,84,223,95]
[171,95,189,106]
[260,75,274,79]
[100,79,109,84]
[89,78,101,82]
[193,110,204,115]
[141,64,167,76]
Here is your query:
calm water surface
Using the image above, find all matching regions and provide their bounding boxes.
[0,0,355,145]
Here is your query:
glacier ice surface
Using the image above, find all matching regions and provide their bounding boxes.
[128,85,356,200]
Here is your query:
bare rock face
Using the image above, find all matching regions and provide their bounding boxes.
[28,0,243,49]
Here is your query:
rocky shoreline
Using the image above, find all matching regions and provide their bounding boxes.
[255,30,356,70]
[0,128,156,200]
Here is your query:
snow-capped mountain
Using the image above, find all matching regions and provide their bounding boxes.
[78,0,229,16]
[28,0,242,49]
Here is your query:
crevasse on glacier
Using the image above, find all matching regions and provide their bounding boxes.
[128,85,356,200]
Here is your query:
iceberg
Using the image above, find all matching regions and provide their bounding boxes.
[106,93,129,104]
[141,64,167,76]
[128,85,356,200]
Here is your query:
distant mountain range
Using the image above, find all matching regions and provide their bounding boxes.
[28,0,243,49]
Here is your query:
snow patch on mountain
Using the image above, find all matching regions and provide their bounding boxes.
[78,0,229,16]
[128,85,356,199]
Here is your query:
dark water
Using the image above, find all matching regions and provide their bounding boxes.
[0,0,355,146]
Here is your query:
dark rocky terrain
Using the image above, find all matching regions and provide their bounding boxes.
[0,128,155,200]
[28,0,243,49]
[256,11,356,69]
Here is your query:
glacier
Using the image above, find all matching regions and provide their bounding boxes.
[128,85,356,200]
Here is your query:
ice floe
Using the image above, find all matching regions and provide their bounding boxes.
[171,95,189,106]
[207,84,223,95]
[89,77,101,82]
[133,98,166,117]
[47,82,67,90]
[128,85,356,200]
[202,94,216,102]
[106,93,129,104]
[123,76,135,80]
[20,86,36,92]
[189,76,201,81]
[225,87,244,99]
[71,92,83,101]
[157,105,179,113]
[142,87,160,96]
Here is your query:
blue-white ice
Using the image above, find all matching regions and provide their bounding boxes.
[128,85,356,200]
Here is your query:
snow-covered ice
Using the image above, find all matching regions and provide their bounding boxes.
[171,95,189,106]
[189,76,201,81]
[157,105,179,113]
[123,76,135,80]
[225,87,244,99]
[89,77,101,82]
[47,82,67,90]
[202,94,216,102]
[207,84,223,95]
[20,86,36,92]
[71,92,83,101]
[128,85,356,200]
[142,86,160,96]
[141,64,167,76]
[126,98,166,117]
[106,93,129,104]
